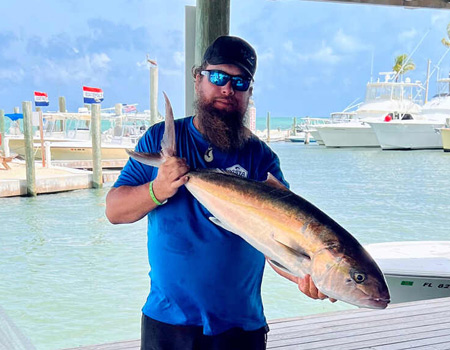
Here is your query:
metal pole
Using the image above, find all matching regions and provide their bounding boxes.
[91,104,103,188]
[266,112,270,143]
[424,59,431,104]
[23,101,36,196]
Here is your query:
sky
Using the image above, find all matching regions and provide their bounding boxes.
[1,0,450,119]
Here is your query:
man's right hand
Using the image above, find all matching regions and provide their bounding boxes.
[105,156,189,224]
[152,157,190,203]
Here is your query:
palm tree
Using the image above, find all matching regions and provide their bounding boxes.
[441,22,450,47]
[393,54,415,82]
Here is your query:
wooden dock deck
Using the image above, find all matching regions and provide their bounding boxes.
[64,297,450,350]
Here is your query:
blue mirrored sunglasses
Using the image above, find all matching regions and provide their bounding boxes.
[201,70,252,92]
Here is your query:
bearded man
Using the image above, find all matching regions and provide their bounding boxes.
[106,36,331,350]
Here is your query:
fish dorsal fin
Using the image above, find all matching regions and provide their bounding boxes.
[265,173,289,191]
[209,216,235,233]
[161,92,176,158]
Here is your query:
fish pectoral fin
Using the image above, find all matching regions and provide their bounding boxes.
[264,173,289,191]
[271,232,311,261]
[209,217,235,233]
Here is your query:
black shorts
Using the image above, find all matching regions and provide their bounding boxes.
[141,314,268,350]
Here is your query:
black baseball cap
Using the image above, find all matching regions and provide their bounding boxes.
[202,36,257,79]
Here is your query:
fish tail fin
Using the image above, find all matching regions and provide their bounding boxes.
[161,91,176,158]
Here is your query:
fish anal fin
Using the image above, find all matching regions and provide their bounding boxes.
[209,216,235,233]
[267,259,294,275]
[265,173,289,191]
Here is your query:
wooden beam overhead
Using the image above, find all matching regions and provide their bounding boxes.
[303,0,450,10]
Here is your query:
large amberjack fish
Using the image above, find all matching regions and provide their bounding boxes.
[126,92,390,309]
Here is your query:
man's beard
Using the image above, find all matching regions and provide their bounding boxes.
[194,97,251,152]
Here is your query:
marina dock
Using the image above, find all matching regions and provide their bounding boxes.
[63,297,450,350]
[0,160,120,197]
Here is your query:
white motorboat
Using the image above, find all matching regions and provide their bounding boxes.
[441,127,450,152]
[365,241,450,304]
[6,107,151,162]
[316,73,424,148]
[368,78,450,150]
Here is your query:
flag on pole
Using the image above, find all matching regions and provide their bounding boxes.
[83,86,104,104]
[123,104,137,113]
[34,91,49,107]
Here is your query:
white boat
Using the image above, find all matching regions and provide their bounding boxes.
[316,73,424,148]
[441,127,450,152]
[365,241,450,304]
[368,78,450,150]
[6,107,151,162]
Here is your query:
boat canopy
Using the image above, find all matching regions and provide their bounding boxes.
[5,113,23,121]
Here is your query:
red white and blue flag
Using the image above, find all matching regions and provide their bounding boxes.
[34,91,49,107]
[123,104,137,113]
[83,86,104,104]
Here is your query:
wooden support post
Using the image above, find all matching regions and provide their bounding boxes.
[185,5,196,117]
[266,112,270,143]
[292,117,297,136]
[194,0,230,66]
[115,103,123,116]
[150,66,158,126]
[59,96,66,113]
[0,109,5,155]
[91,104,103,189]
[23,101,36,196]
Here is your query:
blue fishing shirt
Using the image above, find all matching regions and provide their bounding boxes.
[113,116,288,335]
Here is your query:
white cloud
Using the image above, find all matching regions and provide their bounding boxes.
[33,53,111,84]
[258,48,275,63]
[0,68,25,82]
[283,40,294,53]
[298,42,342,65]
[398,28,418,42]
[173,51,184,67]
[333,29,370,53]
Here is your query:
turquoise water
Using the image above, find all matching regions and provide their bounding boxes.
[1,143,450,349]
[4,116,294,135]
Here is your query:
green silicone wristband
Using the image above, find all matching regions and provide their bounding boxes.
[149,181,167,206]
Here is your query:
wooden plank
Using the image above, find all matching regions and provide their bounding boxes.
[268,314,448,341]
[269,297,450,331]
[267,323,450,349]
[63,298,450,350]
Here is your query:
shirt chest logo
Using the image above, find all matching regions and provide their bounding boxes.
[226,164,248,178]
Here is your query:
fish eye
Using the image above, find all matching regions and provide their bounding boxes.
[352,271,366,284]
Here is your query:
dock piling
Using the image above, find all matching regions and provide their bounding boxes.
[22,101,36,196]
[91,104,103,188]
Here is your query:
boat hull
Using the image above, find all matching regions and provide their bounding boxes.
[369,121,443,150]
[365,241,450,304]
[384,274,450,303]
[442,128,450,152]
[316,124,379,148]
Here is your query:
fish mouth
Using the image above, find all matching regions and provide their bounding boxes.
[363,297,390,309]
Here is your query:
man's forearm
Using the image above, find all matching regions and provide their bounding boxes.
[105,184,158,224]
